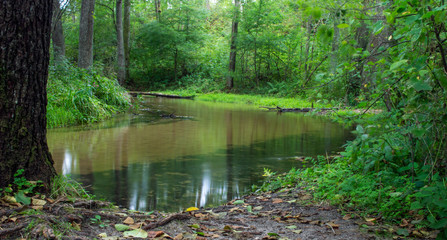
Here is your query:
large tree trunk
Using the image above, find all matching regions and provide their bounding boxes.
[78,0,95,69]
[123,0,131,83]
[226,0,240,90]
[154,0,161,22]
[52,0,66,64]
[0,0,57,191]
[116,0,125,85]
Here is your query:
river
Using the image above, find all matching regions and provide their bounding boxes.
[47,97,351,212]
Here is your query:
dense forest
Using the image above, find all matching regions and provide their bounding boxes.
[3,0,446,237]
[50,0,446,235]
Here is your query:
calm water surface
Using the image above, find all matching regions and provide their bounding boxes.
[48,97,351,212]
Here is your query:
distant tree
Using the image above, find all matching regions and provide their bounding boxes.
[78,0,95,68]
[0,0,57,190]
[123,0,131,82]
[116,0,126,85]
[52,0,66,64]
[226,0,241,90]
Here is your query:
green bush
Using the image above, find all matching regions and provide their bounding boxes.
[47,61,131,128]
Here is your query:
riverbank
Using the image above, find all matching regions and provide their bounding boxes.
[0,181,383,239]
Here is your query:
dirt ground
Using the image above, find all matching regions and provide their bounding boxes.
[0,187,436,239]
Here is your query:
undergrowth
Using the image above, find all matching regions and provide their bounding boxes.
[47,61,131,128]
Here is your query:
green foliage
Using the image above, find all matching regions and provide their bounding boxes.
[90,215,109,228]
[47,61,131,128]
[0,169,43,205]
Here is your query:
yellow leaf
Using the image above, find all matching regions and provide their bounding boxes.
[186,207,199,212]
[123,217,134,225]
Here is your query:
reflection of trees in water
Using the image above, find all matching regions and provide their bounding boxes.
[48,99,352,212]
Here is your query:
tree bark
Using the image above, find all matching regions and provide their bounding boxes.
[226,0,240,90]
[0,0,57,191]
[123,0,131,82]
[116,0,125,85]
[52,0,66,64]
[78,0,95,69]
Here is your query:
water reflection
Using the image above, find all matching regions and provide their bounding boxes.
[48,98,352,212]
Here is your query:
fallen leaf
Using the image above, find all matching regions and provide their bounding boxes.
[186,207,199,212]
[114,224,130,231]
[123,217,134,225]
[364,217,376,222]
[123,229,148,238]
[98,232,107,238]
[9,217,17,222]
[412,230,424,238]
[300,194,312,200]
[71,222,81,231]
[267,232,279,236]
[292,229,303,234]
[147,230,164,238]
[326,222,339,228]
[129,222,144,229]
[229,207,242,213]
[189,224,200,229]
[1,216,8,223]
[45,198,55,204]
[3,196,17,204]
[246,205,253,213]
[309,220,320,225]
[31,206,43,210]
[285,225,297,229]
[233,200,245,205]
[342,214,352,220]
[223,225,233,232]
[31,198,46,206]
[253,206,263,211]
[400,219,409,227]
[194,213,208,219]
[287,199,297,204]
[272,198,283,204]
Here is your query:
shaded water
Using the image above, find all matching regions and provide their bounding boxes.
[48,97,351,212]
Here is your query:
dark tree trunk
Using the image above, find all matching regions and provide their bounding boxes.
[78,0,95,69]
[52,0,66,64]
[123,0,131,82]
[116,0,125,85]
[226,0,240,90]
[0,0,57,191]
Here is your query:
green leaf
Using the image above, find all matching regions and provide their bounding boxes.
[196,231,205,236]
[412,81,432,91]
[114,224,130,232]
[410,201,423,210]
[123,229,148,238]
[233,200,244,205]
[286,225,297,229]
[337,23,349,29]
[396,228,409,236]
[430,218,447,229]
[268,232,279,236]
[15,191,31,205]
[189,224,200,229]
[246,205,253,213]
[390,60,408,71]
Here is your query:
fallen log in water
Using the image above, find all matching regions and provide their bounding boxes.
[260,106,337,112]
[129,91,195,99]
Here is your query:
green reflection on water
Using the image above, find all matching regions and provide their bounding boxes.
[48,97,351,212]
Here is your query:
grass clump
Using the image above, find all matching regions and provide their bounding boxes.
[47,61,131,128]
[50,174,93,200]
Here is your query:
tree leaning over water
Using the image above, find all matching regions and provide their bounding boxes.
[0,0,57,191]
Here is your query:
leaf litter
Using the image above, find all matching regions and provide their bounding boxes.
[0,187,439,239]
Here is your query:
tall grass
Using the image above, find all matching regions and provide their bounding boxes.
[47,61,131,128]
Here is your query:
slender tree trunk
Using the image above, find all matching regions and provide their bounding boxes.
[330,10,340,74]
[226,0,240,90]
[154,0,161,22]
[78,0,95,69]
[116,0,125,85]
[123,0,131,82]
[303,19,312,80]
[52,0,66,64]
[0,0,57,191]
